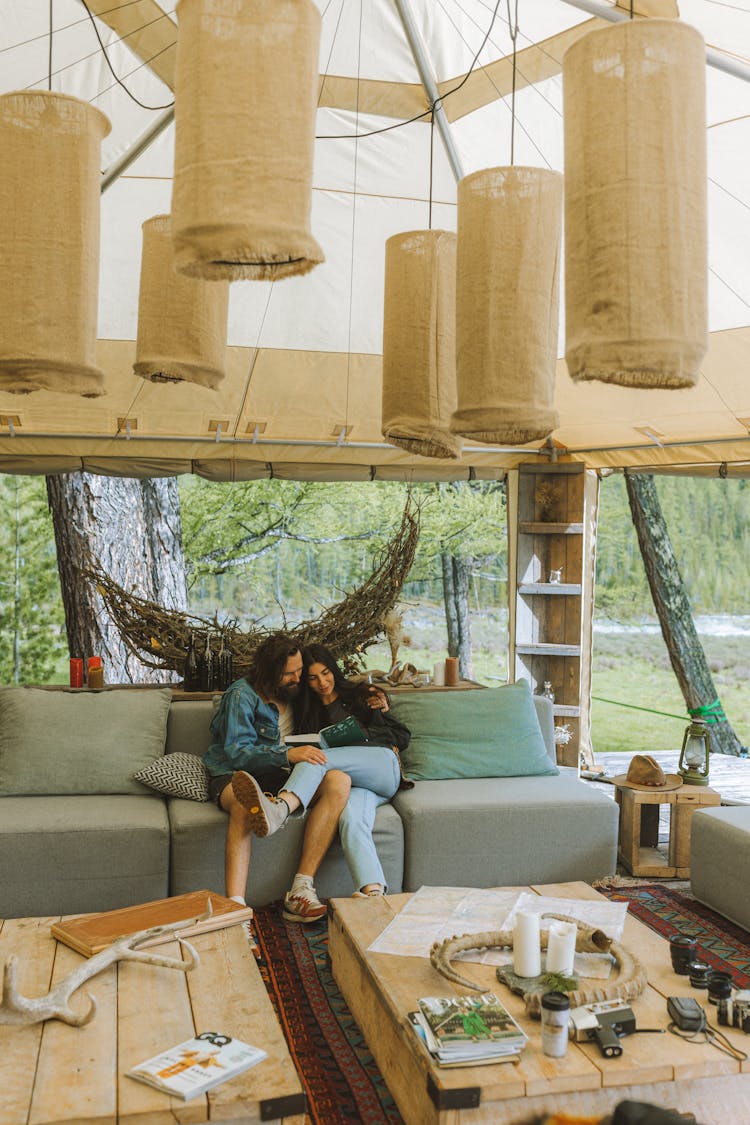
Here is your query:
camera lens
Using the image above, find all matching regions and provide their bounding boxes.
[669,935,698,974]
[688,961,710,988]
[706,970,733,1004]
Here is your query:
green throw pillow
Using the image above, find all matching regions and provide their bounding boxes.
[391,680,558,781]
[0,686,172,796]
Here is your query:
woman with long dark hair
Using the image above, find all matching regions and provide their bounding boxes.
[294,644,412,897]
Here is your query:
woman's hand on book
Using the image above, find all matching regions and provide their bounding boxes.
[287,743,328,765]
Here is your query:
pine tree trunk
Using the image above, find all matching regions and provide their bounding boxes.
[46,473,188,683]
[626,472,742,756]
[441,550,475,679]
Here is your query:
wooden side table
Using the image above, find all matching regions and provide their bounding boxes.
[615,784,721,877]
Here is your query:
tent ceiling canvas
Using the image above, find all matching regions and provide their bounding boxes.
[0,0,748,479]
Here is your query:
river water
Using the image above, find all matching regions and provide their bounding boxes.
[594,615,750,638]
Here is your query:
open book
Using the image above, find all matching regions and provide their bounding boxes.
[127,1033,267,1100]
[285,714,370,749]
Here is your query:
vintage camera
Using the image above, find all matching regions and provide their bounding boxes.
[718,989,750,1032]
[569,999,637,1058]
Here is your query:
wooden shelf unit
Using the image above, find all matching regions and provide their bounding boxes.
[508,463,599,768]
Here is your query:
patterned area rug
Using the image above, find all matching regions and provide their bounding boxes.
[252,887,750,1124]
[252,905,404,1125]
[596,881,750,985]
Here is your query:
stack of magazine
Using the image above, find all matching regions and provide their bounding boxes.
[409,993,527,1066]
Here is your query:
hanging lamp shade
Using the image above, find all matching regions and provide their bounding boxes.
[171,0,324,281]
[563,20,707,388]
[134,215,229,389]
[381,230,461,460]
[0,91,110,396]
[451,167,562,445]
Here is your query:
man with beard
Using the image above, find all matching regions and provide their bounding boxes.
[205,633,351,923]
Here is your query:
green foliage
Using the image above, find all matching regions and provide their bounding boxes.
[178,478,508,626]
[596,474,750,618]
[0,476,66,683]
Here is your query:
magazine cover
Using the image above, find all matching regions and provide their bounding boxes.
[127,1032,267,1100]
[417,994,527,1053]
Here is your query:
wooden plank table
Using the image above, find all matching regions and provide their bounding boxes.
[329,881,749,1124]
[0,916,306,1125]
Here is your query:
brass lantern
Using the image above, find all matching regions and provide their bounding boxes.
[678,719,710,786]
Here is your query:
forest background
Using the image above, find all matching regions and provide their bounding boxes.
[1,472,748,755]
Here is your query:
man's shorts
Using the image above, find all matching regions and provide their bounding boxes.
[208,766,291,809]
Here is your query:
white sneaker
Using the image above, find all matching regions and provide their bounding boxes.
[282,884,327,923]
[231,772,289,837]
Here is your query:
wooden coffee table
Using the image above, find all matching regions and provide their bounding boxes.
[329,881,749,1124]
[0,915,305,1125]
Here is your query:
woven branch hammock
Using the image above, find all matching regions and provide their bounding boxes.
[82,497,421,678]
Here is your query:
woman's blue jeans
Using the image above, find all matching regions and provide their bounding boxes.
[283,745,401,892]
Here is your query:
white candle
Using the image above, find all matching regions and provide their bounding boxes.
[432,661,445,686]
[513,910,541,978]
[545,921,577,975]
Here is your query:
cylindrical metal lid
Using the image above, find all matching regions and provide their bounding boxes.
[541,991,571,1011]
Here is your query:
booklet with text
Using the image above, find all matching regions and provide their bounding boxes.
[126,1032,267,1100]
[285,714,370,749]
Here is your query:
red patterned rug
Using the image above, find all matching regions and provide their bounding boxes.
[596,881,750,985]
[252,905,403,1125]
[252,887,750,1124]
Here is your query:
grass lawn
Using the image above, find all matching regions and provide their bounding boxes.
[364,609,750,757]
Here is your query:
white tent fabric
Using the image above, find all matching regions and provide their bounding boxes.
[0,0,748,479]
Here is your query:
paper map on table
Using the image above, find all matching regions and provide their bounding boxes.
[367,886,627,978]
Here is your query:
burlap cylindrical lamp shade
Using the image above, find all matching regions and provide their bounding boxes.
[563,20,707,388]
[382,230,461,460]
[451,167,562,444]
[172,0,324,281]
[134,215,229,389]
[0,91,110,395]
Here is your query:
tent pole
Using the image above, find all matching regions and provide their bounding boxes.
[393,0,464,183]
[100,106,175,194]
[560,0,750,84]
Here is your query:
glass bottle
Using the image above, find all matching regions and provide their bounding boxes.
[183,632,199,692]
[541,681,555,704]
[217,633,233,691]
[199,633,215,692]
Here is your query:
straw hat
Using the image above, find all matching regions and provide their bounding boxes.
[611,754,683,792]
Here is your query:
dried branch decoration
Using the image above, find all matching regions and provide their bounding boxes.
[82,495,421,677]
[0,914,202,1027]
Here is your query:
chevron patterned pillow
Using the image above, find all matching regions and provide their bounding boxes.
[133,752,210,802]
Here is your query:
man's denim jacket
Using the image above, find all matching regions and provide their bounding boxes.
[203,678,290,778]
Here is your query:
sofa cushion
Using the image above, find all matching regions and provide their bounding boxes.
[0,794,170,915]
[0,686,172,796]
[168,797,405,905]
[134,751,210,802]
[393,770,618,889]
[391,680,558,780]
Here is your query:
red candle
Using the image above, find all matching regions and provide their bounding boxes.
[69,658,84,688]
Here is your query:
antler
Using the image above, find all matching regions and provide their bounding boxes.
[0,913,204,1027]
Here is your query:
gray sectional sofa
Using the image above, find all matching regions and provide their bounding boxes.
[0,683,619,919]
